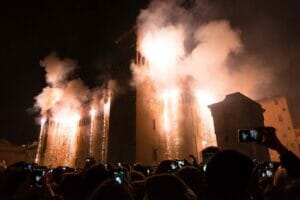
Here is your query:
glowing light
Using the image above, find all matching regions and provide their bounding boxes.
[162,88,180,159]
[104,99,111,116]
[90,108,97,117]
[35,117,47,163]
[196,90,217,107]
[41,117,47,125]
[89,108,97,157]
[101,98,111,162]
[195,90,217,148]
[140,27,185,68]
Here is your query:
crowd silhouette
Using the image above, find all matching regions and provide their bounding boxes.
[0,127,299,200]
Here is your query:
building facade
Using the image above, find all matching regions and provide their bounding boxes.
[0,139,37,166]
[209,93,270,161]
[258,96,300,160]
[37,101,111,168]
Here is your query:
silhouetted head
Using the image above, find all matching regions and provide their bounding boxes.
[129,170,145,182]
[176,166,205,198]
[59,172,83,200]
[89,179,133,200]
[83,164,111,194]
[201,146,219,164]
[133,163,148,177]
[155,160,174,174]
[144,174,197,200]
[205,150,254,197]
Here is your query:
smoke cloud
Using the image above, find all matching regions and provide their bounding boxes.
[133,0,273,102]
[34,54,115,121]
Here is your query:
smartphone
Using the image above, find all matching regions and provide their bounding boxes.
[238,129,262,143]
[176,160,185,168]
[203,164,207,172]
[261,162,279,178]
[33,168,46,187]
[23,163,33,171]
[170,162,177,170]
[114,171,125,184]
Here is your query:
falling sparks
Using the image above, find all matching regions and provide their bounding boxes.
[101,98,111,162]
[162,89,180,159]
[89,108,97,157]
[34,54,116,167]
[35,117,47,163]
[195,91,217,148]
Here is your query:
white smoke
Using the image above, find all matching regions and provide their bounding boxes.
[34,54,115,121]
[134,0,272,101]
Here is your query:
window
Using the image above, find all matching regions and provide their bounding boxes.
[282,107,286,111]
[224,136,229,143]
[278,115,283,122]
[152,119,156,131]
[152,149,158,161]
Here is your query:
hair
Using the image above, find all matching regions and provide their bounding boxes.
[205,150,254,199]
[89,179,133,200]
[144,174,197,200]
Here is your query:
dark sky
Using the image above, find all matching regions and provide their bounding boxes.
[0,0,299,144]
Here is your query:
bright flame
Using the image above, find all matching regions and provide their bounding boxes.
[162,88,180,159]
[90,108,97,118]
[195,90,217,148]
[54,113,81,127]
[196,90,217,107]
[35,117,47,163]
[140,26,185,69]
[101,98,111,162]
[104,99,111,116]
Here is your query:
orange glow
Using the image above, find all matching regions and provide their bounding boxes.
[195,90,217,148]
[140,26,184,69]
[90,108,97,118]
[161,88,180,159]
[196,90,217,107]
[104,99,111,116]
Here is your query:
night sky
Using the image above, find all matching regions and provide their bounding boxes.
[1,0,299,145]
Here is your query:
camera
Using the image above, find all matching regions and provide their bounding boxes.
[238,129,263,143]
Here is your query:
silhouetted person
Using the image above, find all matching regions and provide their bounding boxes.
[144,174,197,200]
[89,179,133,200]
[205,150,254,200]
[176,166,206,200]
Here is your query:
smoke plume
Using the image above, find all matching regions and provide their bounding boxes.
[34,54,115,122]
[133,0,272,102]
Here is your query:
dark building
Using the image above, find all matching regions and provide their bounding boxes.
[107,28,137,163]
[209,92,270,161]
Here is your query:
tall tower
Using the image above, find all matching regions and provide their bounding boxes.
[135,53,216,164]
[35,99,111,168]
